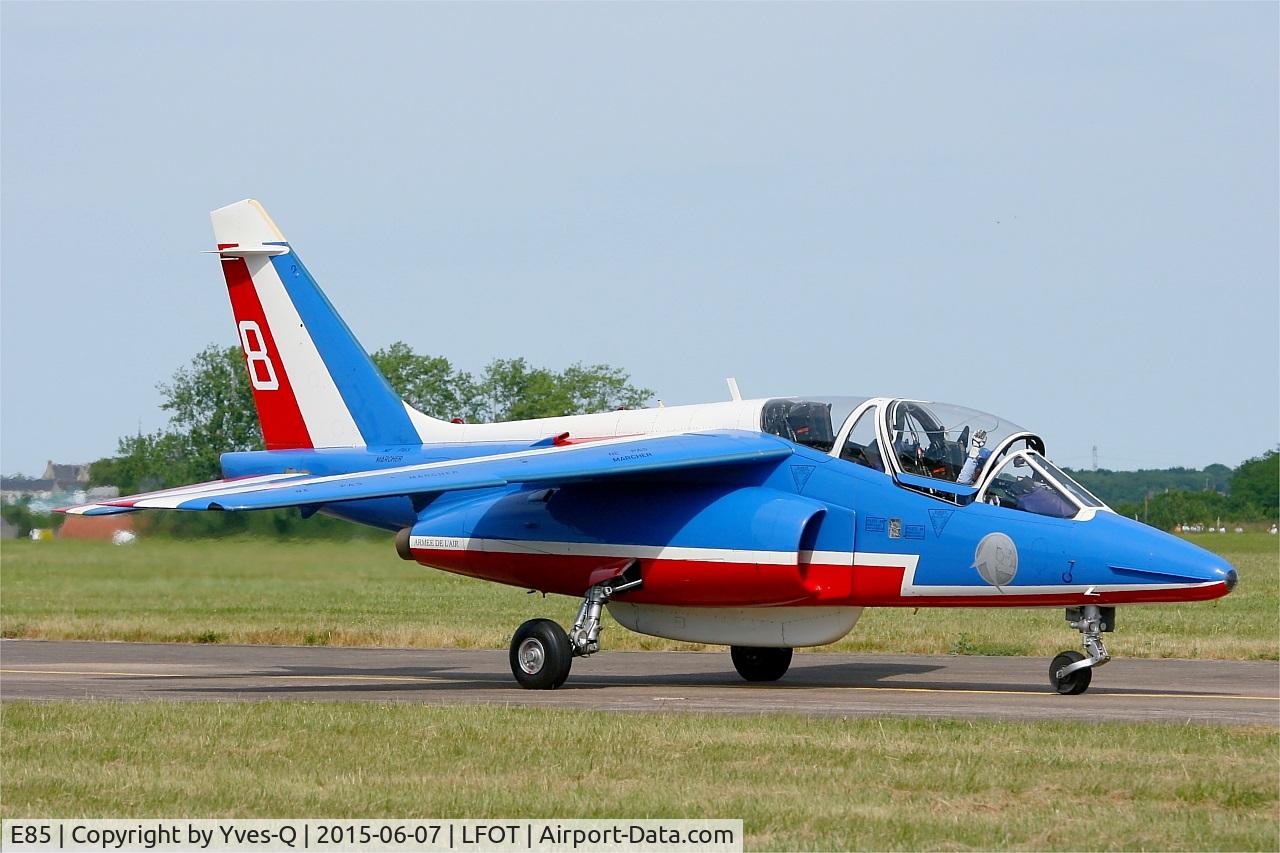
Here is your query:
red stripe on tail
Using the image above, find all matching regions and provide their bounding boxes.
[221,258,313,450]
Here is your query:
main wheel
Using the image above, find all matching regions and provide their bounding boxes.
[510,619,572,690]
[1049,650,1092,695]
[730,646,793,682]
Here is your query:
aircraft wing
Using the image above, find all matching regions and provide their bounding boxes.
[61,430,792,515]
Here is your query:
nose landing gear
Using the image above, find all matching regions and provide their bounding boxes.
[1050,605,1113,695]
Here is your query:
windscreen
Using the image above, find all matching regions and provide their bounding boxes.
[984,453,1078,518]
[1029,452,1107,508]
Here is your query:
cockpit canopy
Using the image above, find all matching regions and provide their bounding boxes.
[760,396,1107,519]
[759,397,868,453]
[882,399,1027,483]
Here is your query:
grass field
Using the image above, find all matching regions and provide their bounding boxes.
[1,533,1276,659]
[2,702,1277,851]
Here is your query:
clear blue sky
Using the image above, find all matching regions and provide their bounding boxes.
[2,1,1276,476]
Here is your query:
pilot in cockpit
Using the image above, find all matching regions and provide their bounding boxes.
[956,429,991,486]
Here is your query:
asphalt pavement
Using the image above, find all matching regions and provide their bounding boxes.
[2,640,1276,726]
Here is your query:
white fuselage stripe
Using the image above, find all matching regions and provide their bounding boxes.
[247,256,362,447]
[408,537,1216,595]
[410,536,812,565]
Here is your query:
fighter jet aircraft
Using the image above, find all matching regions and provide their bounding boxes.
[62,199,1238,694]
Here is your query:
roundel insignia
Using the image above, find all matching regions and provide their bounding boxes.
[973,532,1018,588]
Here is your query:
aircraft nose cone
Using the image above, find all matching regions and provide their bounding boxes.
[1091,514,1238,599]
[1201,557,1238,595]
[1202,555,1237,592]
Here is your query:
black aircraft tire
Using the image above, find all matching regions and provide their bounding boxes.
[510,619,573,690]
[730,646,793,682]
[1049,650,1092,695]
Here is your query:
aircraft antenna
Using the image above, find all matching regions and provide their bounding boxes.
[726,378,742,402]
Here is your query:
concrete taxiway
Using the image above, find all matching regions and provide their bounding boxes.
[1,640,1276,726]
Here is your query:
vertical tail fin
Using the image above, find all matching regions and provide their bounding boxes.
[211,199,425,449]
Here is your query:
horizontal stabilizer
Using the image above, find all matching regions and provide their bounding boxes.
[60,431,792,515]
[205,245,291,257]
[58,473,310,516]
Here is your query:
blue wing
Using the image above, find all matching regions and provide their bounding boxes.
[62,431,792,515]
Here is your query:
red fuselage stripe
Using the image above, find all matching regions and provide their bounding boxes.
[408,547,1228,608]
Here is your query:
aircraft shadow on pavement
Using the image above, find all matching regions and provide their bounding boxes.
[4,655,1245,700]
[152,659,938,698]
[143,659,1188,699]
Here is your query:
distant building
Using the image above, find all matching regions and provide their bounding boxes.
[2,461,110,509]
[0,517,17,539]
[1,478,56,504]
[43,461,91,488]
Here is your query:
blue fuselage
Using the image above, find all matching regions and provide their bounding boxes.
[220,441,1235,609]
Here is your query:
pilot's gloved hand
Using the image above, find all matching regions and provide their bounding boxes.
[968,429,988,459]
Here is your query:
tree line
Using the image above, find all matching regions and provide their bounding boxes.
[1097,451,1278,530]
[24,343,1279,538]
[79,343,649,538]
[1063,464,1234,506]
[91,343,651,494]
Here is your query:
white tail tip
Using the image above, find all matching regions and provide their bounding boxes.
[211,199,287,247]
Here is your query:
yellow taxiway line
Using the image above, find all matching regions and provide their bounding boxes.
[0,669,445,683]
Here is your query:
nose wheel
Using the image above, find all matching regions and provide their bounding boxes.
[1050,605,1113,695]
[1049,650,1090,695]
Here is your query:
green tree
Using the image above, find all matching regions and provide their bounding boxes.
[90,432,189,494]
[558,362,653,417]
[1114,490,1233,530]
[161,344,264,474]
[2,497,64,537]
[1229,450,1278,516]
[91,345,262,491]
[89,343,652,496]
[477,358,571,422]
[1066,465,1233,506]
[370,342,479,422]
[476,358,651,422]
[1112,449,1279,529]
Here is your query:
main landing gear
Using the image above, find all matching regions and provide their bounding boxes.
[1049,605,1113,695]
[508,564,642,690]
[730,646,793,682]
[510,619,572,690]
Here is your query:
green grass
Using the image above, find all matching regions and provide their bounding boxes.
[1,703,1276,851]
[1,533,1276,659]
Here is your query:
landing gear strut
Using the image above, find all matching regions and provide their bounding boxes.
[508,563,642,690]
[1049,605,1113,695]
